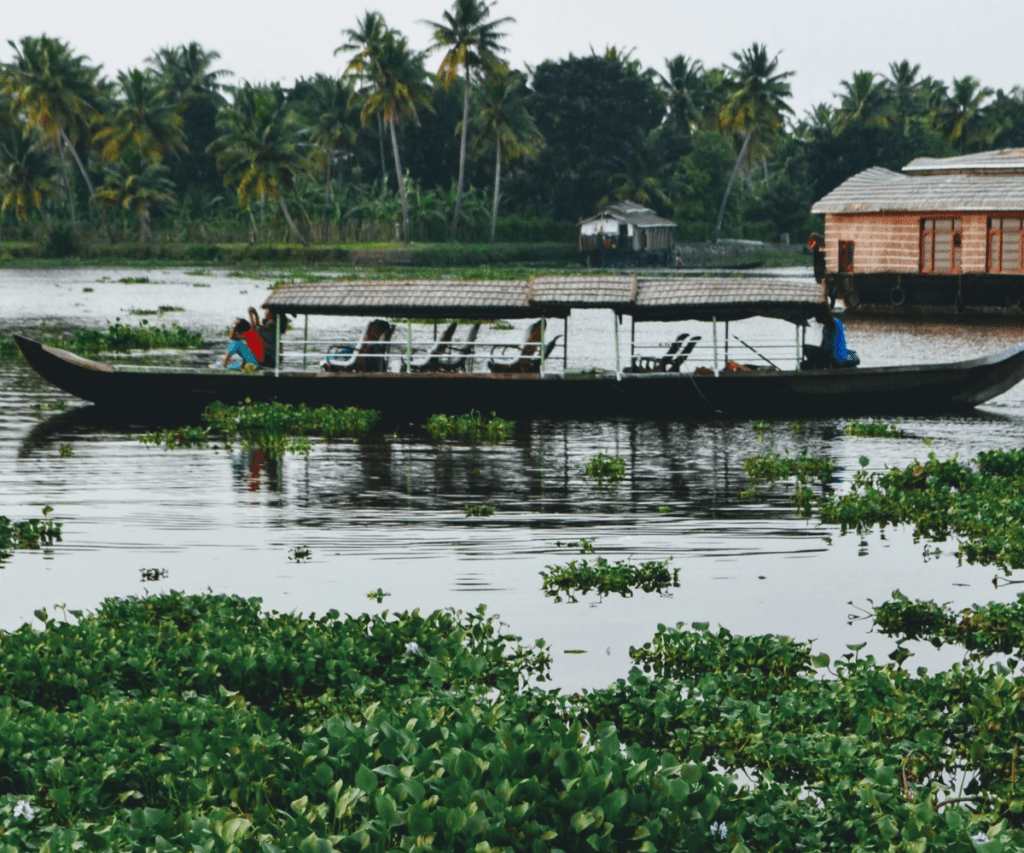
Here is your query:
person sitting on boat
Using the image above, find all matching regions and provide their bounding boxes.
[222,317,265,369]
[248,306,288,368]
[819,312,859,369]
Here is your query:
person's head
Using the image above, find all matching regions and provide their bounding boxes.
[230,318,251,337]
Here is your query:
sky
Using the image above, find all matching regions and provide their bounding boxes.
[3,0,1023,121]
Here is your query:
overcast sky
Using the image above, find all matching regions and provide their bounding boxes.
[4,0,1022,121]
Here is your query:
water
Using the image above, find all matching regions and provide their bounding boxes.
[2,267,1023,691]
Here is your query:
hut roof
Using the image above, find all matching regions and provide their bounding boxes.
[578,200,676,229]
[265,275,825,324]
[811,150,1024,214]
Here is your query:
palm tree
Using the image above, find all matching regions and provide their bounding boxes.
[884,60,922,133]
[941,76,996,154]
[659,55,705,135]
[301,74,358,242]
[95,148,177,242]
[349,29,433,243]
[147,42,230,105]
[336,12,390,187]
[0,123,58,230]
[208,83,312,245]
[94,68,186,164]
[468,67,542,241]
[834,71,893,133]
[425,0,514,241]
[711,43,793,244]
[602,129,672,212]
[0,35,111,237]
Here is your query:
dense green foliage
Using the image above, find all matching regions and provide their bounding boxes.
[202,400,381,453]
[845,421,907,438]
[4,21,1020,253]
[69,320,204,355]
[540,557,677,602]
[423,410,514,443]
[0,506,61,560]
[4,591,1024,849]
[580,453,626,485]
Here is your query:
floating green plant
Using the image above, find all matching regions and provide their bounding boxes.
[288,546,312,562]
[1,590,1024,849]
[117,276,150,283]
[581,452,626,485]
[465,504,495,517]
[556,538,595,554]
[366,588,391,603]
[203,400,380,454]
[0,507,61,560]
[138,426,212,449]
[70,320,203,355]
[743,449,836,486]
[58,443,73,458]
[844,420,906,438]
[423,410,514,444]
[540,556,677,602]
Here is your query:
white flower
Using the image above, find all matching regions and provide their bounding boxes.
[13,800,35,821]
[709,821,727,840]
[404,641,420,655]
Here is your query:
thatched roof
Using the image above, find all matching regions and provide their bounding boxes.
[265,275,825,324]
[812,150,1024,214]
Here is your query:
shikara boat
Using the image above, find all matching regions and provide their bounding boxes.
[13,275,1024,420]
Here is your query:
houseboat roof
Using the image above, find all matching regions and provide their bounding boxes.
[578,200,676,229]
[811,150,1024,214]
[264,275,825,324]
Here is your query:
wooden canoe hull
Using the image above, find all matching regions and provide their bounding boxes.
[14,334,1024,420]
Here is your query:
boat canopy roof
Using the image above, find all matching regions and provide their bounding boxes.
[264,275,826,324]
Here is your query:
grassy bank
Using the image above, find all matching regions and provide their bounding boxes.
[0,240,810,271]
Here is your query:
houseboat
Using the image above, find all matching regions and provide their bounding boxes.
[811,149,1024,314]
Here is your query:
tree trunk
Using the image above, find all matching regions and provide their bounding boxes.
[450,70,471,243]
[377,113,388,188]
[277,195,308,246]
[59,129,115,244]
[55,137,76,232]
[389,117,410,243]
[323,150,332,244]
[489,134,502,244]
[711,127,753,244]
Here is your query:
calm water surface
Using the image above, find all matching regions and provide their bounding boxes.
[2,267,1024,691]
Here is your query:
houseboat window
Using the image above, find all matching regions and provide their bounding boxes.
[838,241,854,273]
[920,218,962,273]
[988,217,1024,273]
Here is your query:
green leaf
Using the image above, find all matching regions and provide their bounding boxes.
[355,765,377,794]
[571,810,596,833]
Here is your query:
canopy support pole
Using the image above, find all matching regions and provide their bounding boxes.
[540,315,546,378]
[614,312,621,380]
[712,316,718,374]
[303,314,309,371]
[630,316,635,368]
[275,313,282,377]
[724,321,729,366]
[564,316,568,373]
[406,321,412,373]
[796,325,801,368]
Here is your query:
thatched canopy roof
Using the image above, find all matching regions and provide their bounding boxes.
[265,275,825,324]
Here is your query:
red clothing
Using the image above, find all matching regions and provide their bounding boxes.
[242,330,264,363]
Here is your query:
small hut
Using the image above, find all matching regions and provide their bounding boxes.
[811,149,1024,313]
[578,200,676,267]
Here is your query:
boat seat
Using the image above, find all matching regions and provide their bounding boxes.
[437,322,482,372]
[488,320,561,374]
[627,334,701,373]
[801,344,860,370]
[320,319,394,373]
[403,322,459,373]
